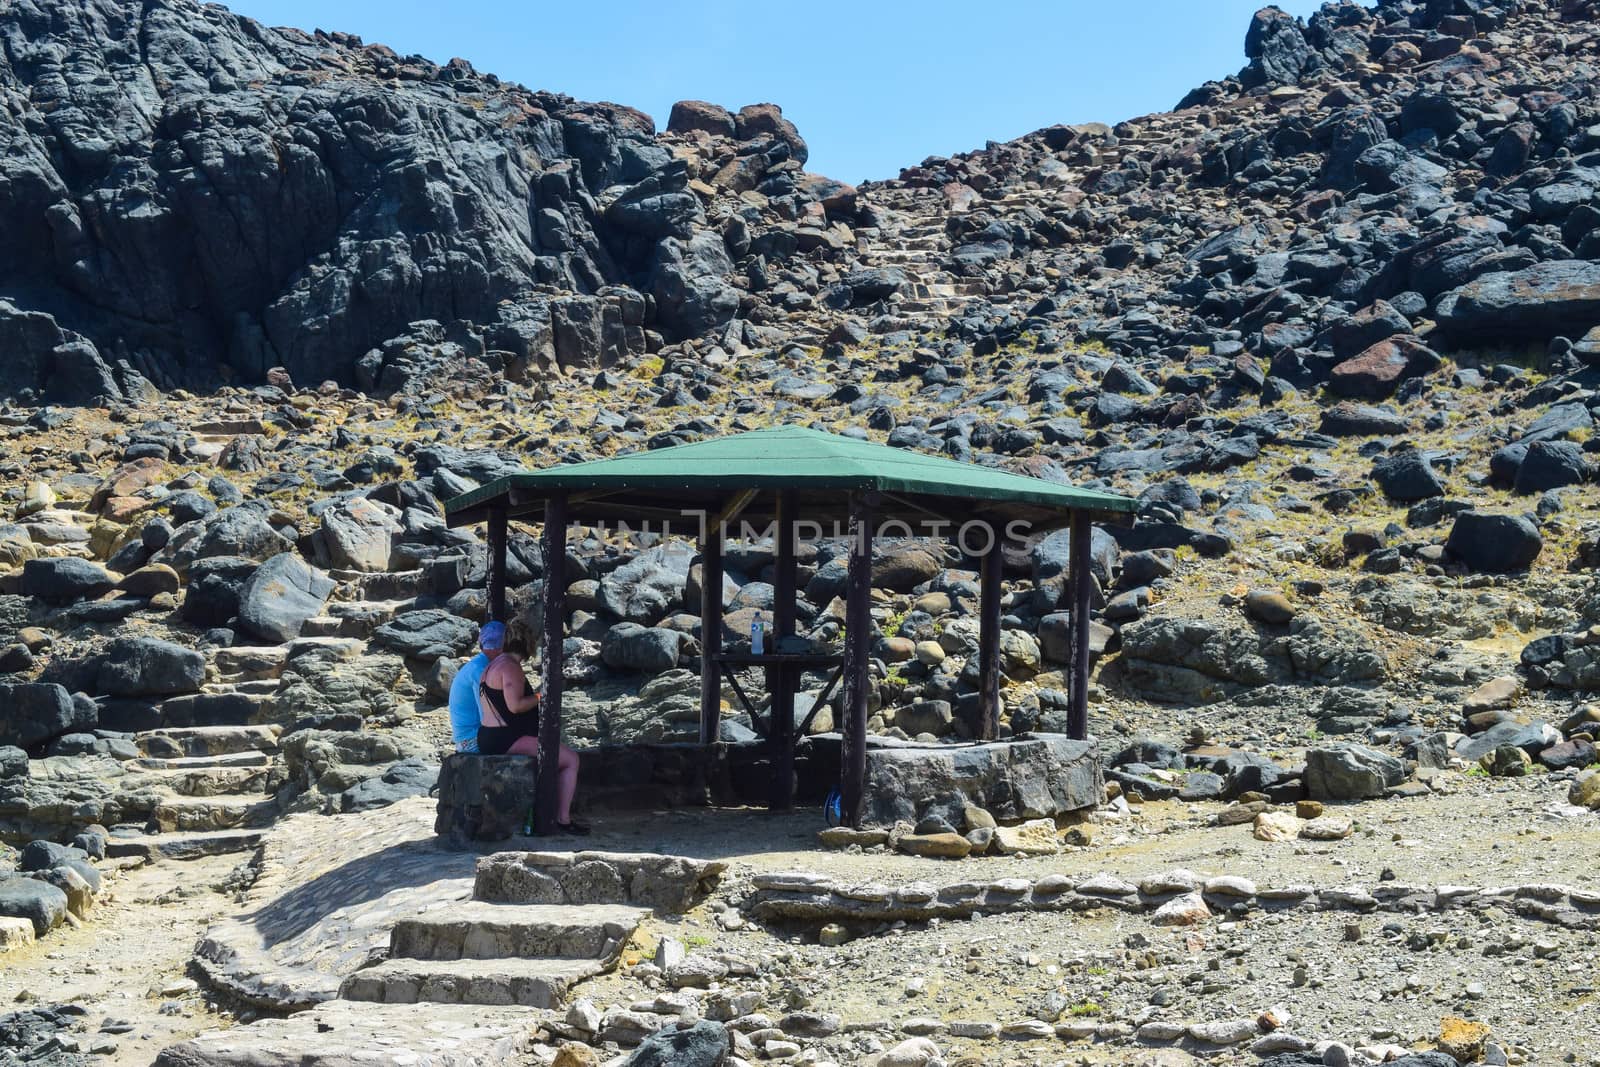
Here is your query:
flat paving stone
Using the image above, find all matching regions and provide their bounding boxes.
[152,1000,541,1066]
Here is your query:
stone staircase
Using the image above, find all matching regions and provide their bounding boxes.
[163,833,728,1065]
[338,849,726,1012]
[340,900,644,1008]
[104,722,285,860]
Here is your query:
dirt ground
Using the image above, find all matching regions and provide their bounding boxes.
[2,853,241,1066]
[6,773,1600,1064]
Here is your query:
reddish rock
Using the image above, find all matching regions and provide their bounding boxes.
[90,458,164,513]
[666,100,735,139]
[1329,336,1441,399]
[734,103,807,164]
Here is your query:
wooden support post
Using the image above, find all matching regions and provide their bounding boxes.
[1067,510,1093,742]
[487,505,508,621]
[699,521,724,744]
[769,490,798,811]
[840,495,874,829]
[536,493,568,836]
[977,525,1003,741]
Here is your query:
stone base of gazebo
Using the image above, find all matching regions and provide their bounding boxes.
[435,737,1100,843]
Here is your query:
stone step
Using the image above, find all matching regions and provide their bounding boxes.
[141,764,279,797]
[150,796,278,833]
[338,956,603,1009]
[389,902,643,963]
[324,599,409,638]
[152,1001,537,1066]
[213,645,289,683]
[137,724,280,758]
[105,828,266,861]
[131,751,274,771]
[158,692,273,729]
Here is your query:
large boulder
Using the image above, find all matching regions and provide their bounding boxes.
[1372,451,1445,502]
[372,610,479,661]
[319,497,403,573]
[166,507,296,571]
[340,757,439,813]
[1330,301,1411,361]
[666,100,736,138]
[734,103,807,164]
[1031,525,1119,587]
[236,553,335,643]
[872,544,944,591]
[95,637,205,697]
[0,876,68,937]
[598,543,695,624]
[651,232,738,337]
[1436,261,1600,342]
[1514,440,1590,494]
[859,736,1101,828]
[1445,511,1542,573]
[180,556,260,626]
[623,1020,728,1067]
[0,683,86,749]
[1118,615,1386,703]
[1304,743,1406,801]
[601,623,688,673]
[1240,6,1318,88]
[20,558,114,604]
[1328,337,1440,399]
[1353,141,1448,192]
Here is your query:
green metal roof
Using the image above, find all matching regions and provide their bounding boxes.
[445,425,1134,528]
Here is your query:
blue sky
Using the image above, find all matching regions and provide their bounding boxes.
[228,0,1324,184]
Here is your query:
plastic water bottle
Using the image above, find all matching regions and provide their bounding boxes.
[752,612,765,656]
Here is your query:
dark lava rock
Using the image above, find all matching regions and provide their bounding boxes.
[340,758,439,813]
[0,0,755,388]
[1328,337,1439,400]
[236,552,334,644]
[372,609,479,661]
[1330,301,1411,361]
[1445,511,1543,573]
[1513,439,1590,494]
[180,556,260,627]
[0,683,87,750]
[1304,744,1405,800]
[1373,451,1445,502]
[94,637,205,698]
[1319,402,1407,437]
[1436,261,1600,342]
[623,1020,728,1067]
[600,622,688,673]
[20,558,114,604]
[0,875,68,936]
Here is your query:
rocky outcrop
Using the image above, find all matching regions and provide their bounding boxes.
[0,0,850,393]
[1116,616,1387,704]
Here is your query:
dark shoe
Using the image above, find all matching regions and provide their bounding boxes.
[557,820,591,836]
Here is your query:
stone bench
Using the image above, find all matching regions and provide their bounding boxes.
[434,753,538,844]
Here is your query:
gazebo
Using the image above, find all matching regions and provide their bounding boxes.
[443,425,1136,832]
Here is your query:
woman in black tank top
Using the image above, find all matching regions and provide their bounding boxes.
[475,642,541,756]
[473,627,587,835]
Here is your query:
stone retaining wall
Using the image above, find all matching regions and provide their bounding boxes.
[748,868,1600,930]
[475,850,726,912]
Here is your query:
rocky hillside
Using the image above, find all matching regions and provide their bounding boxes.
[12,1,1600,1063]
[6,0,1600,909]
